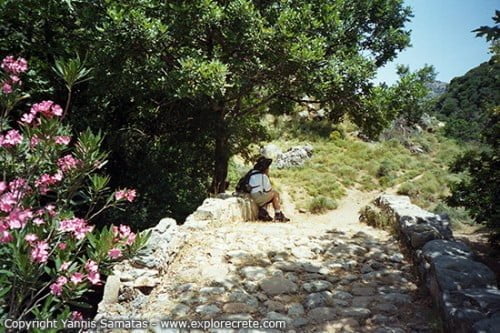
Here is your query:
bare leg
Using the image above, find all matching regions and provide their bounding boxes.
[271,191,281,211]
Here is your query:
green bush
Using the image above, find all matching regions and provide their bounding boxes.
[433,203,474,226]
[308,196,338,214]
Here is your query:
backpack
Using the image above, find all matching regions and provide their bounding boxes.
[235,169,261,193]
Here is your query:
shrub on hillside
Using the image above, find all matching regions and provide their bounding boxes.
[308,196,338,214]
[0,56,148,322]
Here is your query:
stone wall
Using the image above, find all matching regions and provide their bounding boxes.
[360,194,500,332]
[95,194,258,320]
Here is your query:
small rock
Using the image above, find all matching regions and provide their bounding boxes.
[292,317,308,327]
[240,266,268,281]
[134,276,159,288]
[371,314,390,324]
[373,302,398,313]
[302,280,333,293]
[171,304,190,318]
[195,304,220,317]
[264,300,286,312]
[260,277,298,295]
[307,307,337,323]
[287,303,305,317]
[102,275,121,304]
[228,291,259,308]
[176,283,196,292]
[339,307,371,320]
[301,262,322,273]
[389,253,404,263]
[360,264,373,274]
[223,302,255,314]
[243,280,259,293]
[199,286,225,296]
[351,296,374,307]
[381,293,411,304]
[331,290,353,300]
[292,247,314,259]
[304,291,334,309]
[274,261,301,272]
[351,286,375,296]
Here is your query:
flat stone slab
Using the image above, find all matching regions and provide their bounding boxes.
[259,277,298,295]
[431,256,496,292]
[307,307,337,323]
[422,239,474,260]
[302,280,333,293]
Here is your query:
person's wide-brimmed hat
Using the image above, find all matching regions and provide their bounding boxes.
[254,156,272,171]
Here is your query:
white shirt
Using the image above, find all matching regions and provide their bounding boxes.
[248,172,272,194]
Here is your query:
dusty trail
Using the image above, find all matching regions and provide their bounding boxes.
[138,189,435,332]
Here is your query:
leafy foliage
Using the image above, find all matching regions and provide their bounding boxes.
[0,0,414,223]
[434,59,500,141]
[0,56,147,321]
[448,108,500,243]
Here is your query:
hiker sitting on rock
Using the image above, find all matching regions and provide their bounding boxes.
[244,157,290,222]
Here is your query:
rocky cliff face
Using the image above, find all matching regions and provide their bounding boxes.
[425,80,448,99]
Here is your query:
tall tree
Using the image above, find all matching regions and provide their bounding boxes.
[148,0,413,192]
[0,0,413,224]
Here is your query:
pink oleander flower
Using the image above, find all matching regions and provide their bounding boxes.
[70,272,85,284]
[21,113,35,124]
[71,311,83,320]
[1,56,28,75]
[57,154,81,172]
[10,75,20,84]
[29,134,40,146]
[60,261,71,271]
[87,271,100,285]
[31,241,49,263]
[108,248,122,259]
[35,171,63,194]
[33,217,45,225]
[57,276,68,285]
[85,259,98,273]
[59,217,93,240]
[54,136,71,145]
[9,178,28,192]
[45,204,56,216]
[119,224,131,237]
[25,233,38,243]
[0,230,13,243]
[114,189,136,202]
[1,82,12,94]
[58,242,67,250]
[0,192,16,212]
[1,129,23,148]
[29,100,63,119]
[49,282,63,296]
[7,208,32,229]
[126,232,136,246]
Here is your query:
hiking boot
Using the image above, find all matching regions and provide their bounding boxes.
[274,211,290,222]
[258,208,273,221]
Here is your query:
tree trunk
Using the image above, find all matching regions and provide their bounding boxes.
[210,108,230,194]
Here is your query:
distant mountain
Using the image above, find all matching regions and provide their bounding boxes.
[434,57,500,141]
[425,80,448,99]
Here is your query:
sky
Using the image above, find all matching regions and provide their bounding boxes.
[375,0,498,84]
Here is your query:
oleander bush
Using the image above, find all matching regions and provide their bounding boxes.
[0,56,148,323]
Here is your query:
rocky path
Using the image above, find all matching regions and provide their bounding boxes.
[139,190,436,332]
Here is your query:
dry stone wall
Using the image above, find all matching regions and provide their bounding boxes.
[95,194,258,320]
[361,194,500,332]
